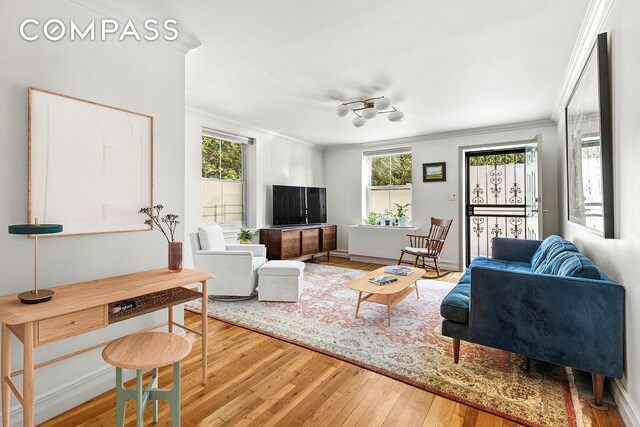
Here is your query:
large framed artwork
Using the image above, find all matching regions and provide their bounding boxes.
[29,87,153,236]
[565,32,613,238]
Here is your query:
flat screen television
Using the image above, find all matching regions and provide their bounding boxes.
[272,185,327,226]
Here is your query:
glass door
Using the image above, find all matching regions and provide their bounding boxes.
[525,135,543,239]
[465,148,527,266]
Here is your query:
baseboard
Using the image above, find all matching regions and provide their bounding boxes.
[0,364,119,426]
[348,254,459,271]
[609,378,640,427]
[329,249,349,259]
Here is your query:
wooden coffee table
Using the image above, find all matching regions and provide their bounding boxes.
[347,267,426,326]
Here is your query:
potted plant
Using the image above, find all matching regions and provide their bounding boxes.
[363,212,381,225]
[394,203,411,227]
[383,209,394,226]
[237,228,253,244]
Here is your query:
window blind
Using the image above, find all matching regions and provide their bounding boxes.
[202,127,253,145]
[363,146,411,157]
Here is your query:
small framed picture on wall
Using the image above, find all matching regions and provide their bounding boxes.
[423,162,446,182]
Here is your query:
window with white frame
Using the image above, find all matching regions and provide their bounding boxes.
[201,128,249,227]
[364,148,412,221]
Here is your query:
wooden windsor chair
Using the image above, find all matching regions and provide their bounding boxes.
[397,217,453,278]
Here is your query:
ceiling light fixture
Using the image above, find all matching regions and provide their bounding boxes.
[336,96,404,127]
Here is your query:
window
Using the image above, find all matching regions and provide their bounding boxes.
[365,149,412,220]
[201,129,248,226]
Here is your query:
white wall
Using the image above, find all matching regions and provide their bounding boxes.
[325,122,559,269]
[184,109,324,265]
[557,0,640,422]
[0,1,186,424]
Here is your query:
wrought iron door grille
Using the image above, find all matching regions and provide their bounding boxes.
[466,149,526,265]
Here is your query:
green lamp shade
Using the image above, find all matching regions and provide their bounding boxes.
[8,224,63,235]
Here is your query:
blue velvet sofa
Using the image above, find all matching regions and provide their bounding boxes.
[440,236,624,407]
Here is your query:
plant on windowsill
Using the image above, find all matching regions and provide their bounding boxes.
[383,209,394,226]
[237,228,253,244]
[364,212,381,225]
[394,203,412,227]
[139,204,182,273]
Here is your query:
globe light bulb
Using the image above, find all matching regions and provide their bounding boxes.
[362,107,378,120]
[336,104,350,117]
[374,97,392,110]
[388,110,404,122]
[353,116,367,128]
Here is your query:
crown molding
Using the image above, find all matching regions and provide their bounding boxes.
[68,0,201,54]
[323,118,556,152]
[185,107,322,150]
[551,0,616,122]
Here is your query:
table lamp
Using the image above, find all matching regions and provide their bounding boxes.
[8,218,63,304]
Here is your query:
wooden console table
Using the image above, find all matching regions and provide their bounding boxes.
[260,224,337,261]
[0,268,213,427]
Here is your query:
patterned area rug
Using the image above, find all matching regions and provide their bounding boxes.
[186,263,584,427]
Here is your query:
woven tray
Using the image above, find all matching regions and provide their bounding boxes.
[108,287,202,324]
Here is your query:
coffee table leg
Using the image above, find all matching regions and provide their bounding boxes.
[415,282,420,299]
[387,295,392,326]
[355,291,362,318]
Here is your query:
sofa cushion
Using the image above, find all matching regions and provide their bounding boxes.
[557,253,601,279]
[531,235,578,273]
[198,225,226,251]
[440,283,471,324]
[441,257,531,324]
[458,257,532,285]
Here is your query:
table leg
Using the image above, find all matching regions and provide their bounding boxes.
[168,305,174,333]
[387,295,392,326]
[201,280,208,385]
[2,323,10,427]
[354,291,362,318]
[415,282,420,299]
[23,322,34,427]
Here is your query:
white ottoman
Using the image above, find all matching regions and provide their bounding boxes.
[258,260,305,302]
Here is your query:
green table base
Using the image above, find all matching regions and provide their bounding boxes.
[115,361,181,427]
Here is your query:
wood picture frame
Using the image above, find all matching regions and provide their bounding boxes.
[423,162,446,182]
[565,32,614,238]
[28,87,153,237]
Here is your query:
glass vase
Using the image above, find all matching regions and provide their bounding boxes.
[168,241,182,273]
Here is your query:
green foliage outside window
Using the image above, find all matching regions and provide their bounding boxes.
[202,136,243,180]
[370,153,412,186]
[468,153,525,167]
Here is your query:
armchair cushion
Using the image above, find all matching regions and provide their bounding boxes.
[252,257,268,271]
[226,244,267,258]
[198,225,226,251]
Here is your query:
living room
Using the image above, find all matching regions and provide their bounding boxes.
[0,0,638,426]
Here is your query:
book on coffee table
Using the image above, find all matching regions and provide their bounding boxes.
[383,265,413,276]
[368,275,398,286]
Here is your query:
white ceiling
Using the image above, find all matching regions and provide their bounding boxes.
[122,0,589,146]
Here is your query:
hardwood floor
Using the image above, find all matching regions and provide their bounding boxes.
[41,257,624,427]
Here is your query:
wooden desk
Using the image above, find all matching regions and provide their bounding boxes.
[0,268,213,427]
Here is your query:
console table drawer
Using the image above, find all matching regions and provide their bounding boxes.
[36,306,108,345]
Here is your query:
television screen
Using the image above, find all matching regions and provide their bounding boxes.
[272,185,327,226]
[306,187,327,224]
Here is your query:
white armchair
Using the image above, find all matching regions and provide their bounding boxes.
[190,225,267,298]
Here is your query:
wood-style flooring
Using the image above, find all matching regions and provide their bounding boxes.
[41,257,624,427]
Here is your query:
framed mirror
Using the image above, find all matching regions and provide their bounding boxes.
[565,32,614,238]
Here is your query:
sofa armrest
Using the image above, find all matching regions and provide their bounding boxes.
[491,237,541,263]
[469,267,624,378]
[225,244,266,257]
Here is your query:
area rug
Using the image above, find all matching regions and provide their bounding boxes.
[186,263,584,427]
